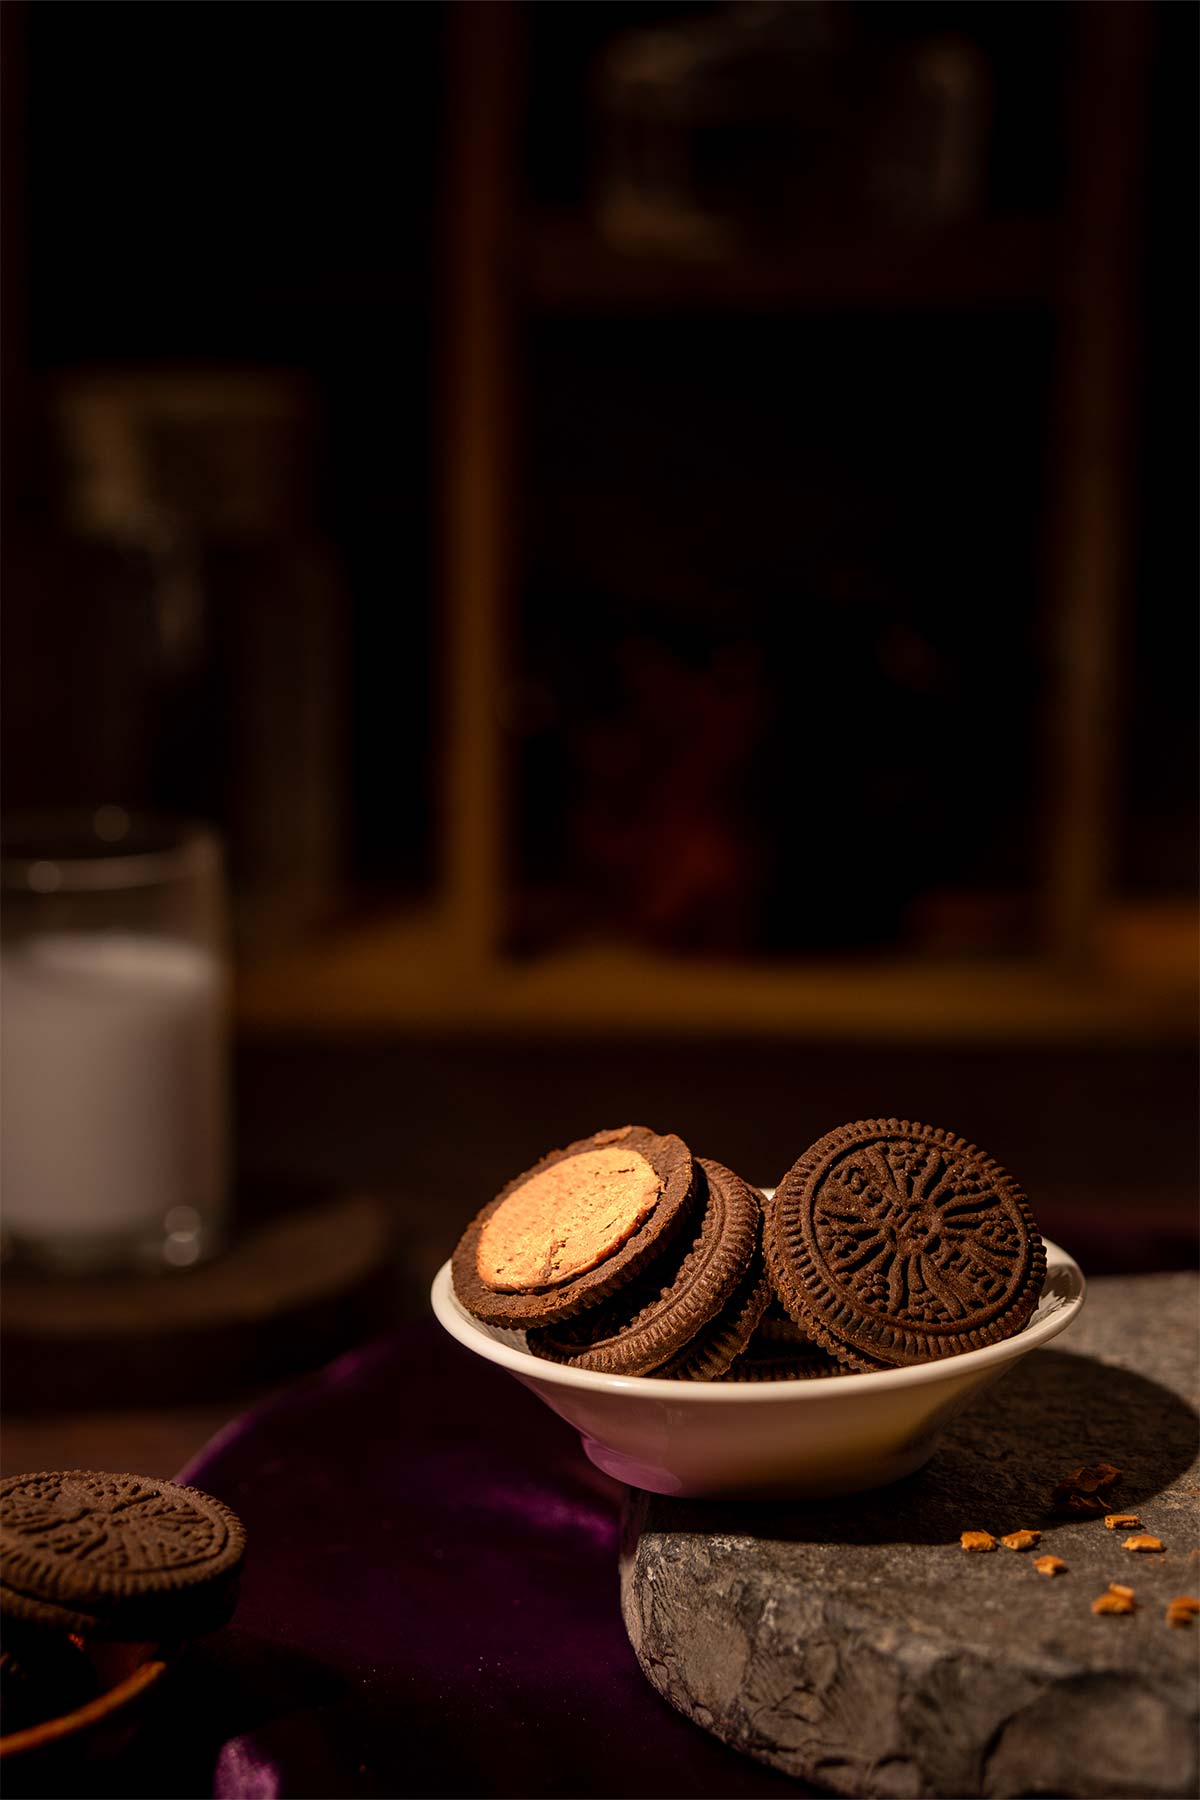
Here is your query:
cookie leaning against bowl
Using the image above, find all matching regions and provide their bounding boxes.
[764,1119,1046,1370]
[0,1471,246,1640]
[452,1125,700,1331]
[527,1160,769,1379]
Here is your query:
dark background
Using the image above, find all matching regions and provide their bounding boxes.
[1,0,1196,1432]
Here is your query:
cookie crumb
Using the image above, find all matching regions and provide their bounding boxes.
[1165,1596,1200,1628]
[1123,1534,1164,1553]
[960,1530,996,1553]
[1070,1462,1121,1494]
[1092,1589,1135,1615]
[1107,1582,1136,1599]
[1034,1555,1067,1577]
[1056,1493,1108,1518]
[1057,1493,1108,1518]
[1001,1529,1041,1552]
[1103,1513,1141,1530]
[1051,1462,1121,1515]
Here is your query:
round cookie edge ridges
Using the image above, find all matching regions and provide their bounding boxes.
[527,1159,763,1376]
[657,1254,772,1382]
[766,1119,1045,1369]
[763,1164,883,1371]
[450,1125,700,1330]
[0,1580,99,1638]
[719,1337,848,1382]
[0,1471,247,1624]
[651,1165,773,1380]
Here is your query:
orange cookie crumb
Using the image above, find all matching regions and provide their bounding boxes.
[960,1530,996,1553]
[1001,1529,1041,1552]
[1122,1534,1164,1554]
[1166,1597,1200,1628]
[1050,1462,1121,1517]
[1034,1555,1067,1576]
[1055,1493,1108,1518]
[1064,1461,1120,1495]
[1092,1589,1135,1615]
[1103,1513,1141,1530]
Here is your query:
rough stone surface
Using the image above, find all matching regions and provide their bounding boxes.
[620,1272,1200,1799]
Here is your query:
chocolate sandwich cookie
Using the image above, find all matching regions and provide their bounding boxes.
[765,1119,1046,1370]
[452,1125,699,1330]
[754,1301,818,1347]
[719,1335,846,1382]
[528,1160,766,1379]
[0,1471,246,1640]
[656,1242,772,1382]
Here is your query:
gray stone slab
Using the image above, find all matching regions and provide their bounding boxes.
[620,1272,1200,1799]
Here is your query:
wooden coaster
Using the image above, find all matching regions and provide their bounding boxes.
[2,1193,395,1411]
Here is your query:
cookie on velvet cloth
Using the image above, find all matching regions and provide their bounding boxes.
[0,1470,245,1640]
[764,1118,1045,1370]
[451,1125,699,1331]
[527,1160,769,1379]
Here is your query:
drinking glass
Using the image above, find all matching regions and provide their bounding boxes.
[1,809,229,1274]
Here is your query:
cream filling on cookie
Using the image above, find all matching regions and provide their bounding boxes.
[476,1148,662,1291]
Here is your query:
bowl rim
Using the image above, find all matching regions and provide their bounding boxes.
[431,1234,1085,1402]
[0,1655,169,1760]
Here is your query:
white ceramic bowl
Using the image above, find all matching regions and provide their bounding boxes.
[431,1233,1084,1498]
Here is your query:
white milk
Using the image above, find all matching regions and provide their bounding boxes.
[0,932,226,1257]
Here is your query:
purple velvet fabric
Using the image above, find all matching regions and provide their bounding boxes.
[116,1321,810,1800]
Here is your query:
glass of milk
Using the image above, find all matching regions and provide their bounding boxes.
[1,810,229,1274]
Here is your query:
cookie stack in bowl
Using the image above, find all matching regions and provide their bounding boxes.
[453,1126,771,1380]
[450,1119,1046,1381]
